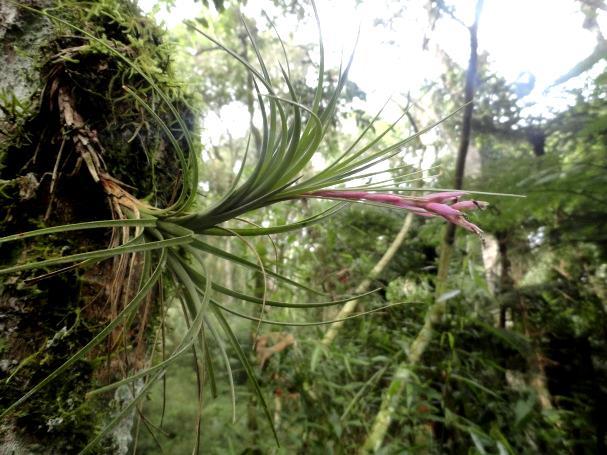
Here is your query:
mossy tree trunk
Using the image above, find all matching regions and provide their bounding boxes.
[0,2,189,452]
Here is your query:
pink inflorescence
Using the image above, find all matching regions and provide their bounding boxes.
[305,190,489,236]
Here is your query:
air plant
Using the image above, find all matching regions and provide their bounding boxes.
[0,2,504,451]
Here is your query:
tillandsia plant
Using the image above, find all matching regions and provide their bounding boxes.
[0,1,507,452]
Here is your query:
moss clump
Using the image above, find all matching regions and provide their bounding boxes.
[0,1,194,452]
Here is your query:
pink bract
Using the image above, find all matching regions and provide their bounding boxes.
[304,190,488,236]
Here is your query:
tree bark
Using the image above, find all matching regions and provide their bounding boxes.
[0,2,186,452]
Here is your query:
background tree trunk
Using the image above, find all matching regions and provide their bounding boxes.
[361,1,483,451]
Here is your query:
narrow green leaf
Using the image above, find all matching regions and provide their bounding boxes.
[200,203,346,236]
[211,305,281,447]
[123,87,196,214]
[211,300,407,326]
[87,255,212,399]
[203,313,237,423]
[0,219,156,244]
[450,373,502,399]
[0,234,191,275]
[341,365,389,421]
[80,369,166,454]
[191,236,325,295]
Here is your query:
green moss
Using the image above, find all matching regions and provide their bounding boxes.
[0,3,52,123]
[0,236,100,451]
[0,0,194,451]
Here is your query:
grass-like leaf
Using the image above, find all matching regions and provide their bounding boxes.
[0,234,191,275]
[0,219,156,244]
[211,300,408,326]
[211,304,281,446]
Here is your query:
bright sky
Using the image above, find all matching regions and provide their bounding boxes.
[139,0,601,99]
[138,0,604,145]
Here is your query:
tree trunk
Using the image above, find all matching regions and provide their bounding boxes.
[361,1,483,451]
[0,2,187,452]
[496,231,513,328]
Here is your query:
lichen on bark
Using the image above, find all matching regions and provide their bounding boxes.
[0,1,192,452]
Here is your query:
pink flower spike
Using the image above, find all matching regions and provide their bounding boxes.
[308,190,403,205]
[423,202,462,218]
[419,191,467,203]
[451,217,484,236]
[451,200,489,211]
[303,190,485,237]
[393,201,435,217]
